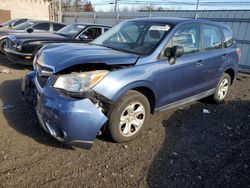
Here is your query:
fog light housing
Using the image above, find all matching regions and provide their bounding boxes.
[25,56,32,60]
[13,43,22,51]
[45,122,66,141]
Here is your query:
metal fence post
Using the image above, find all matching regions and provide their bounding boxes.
[74,14,78,23]
[116,12,120,24]
[195,0,200,19]
[94,12,96,24]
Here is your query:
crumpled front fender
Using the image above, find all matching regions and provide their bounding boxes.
[22,71,108,149]
[35,85,108,149]
[22,71,36,104]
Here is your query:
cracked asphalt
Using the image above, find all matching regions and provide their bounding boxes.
[0,54,249,187]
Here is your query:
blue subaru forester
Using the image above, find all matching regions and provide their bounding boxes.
[22,18,240,149]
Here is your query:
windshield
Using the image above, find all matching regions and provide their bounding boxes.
[91,21,171,55]
[56,24,85,37]
[14,21,33,30]
[2,19,17,27]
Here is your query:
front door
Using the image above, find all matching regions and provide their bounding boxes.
[154,23,206,107]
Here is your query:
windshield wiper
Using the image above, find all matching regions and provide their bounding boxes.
[91,43,119,51]
[90,43,142,55]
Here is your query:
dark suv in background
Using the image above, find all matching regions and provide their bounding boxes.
[22,18,240,149]
[4,23,110,65]
[0,20,66,54]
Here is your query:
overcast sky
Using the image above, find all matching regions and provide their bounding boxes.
[86,0,250,11]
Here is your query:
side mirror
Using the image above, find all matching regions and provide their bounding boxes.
[164,45,184,65]
[164,47,172,58]
[26,28,34,33]
[79,34,88,40]
[172,45,184,58]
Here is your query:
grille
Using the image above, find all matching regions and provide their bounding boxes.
[36,63,53,88]
[37,74,49,88]
[6,38,13,49]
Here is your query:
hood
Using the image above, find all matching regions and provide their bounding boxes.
[0,28,27,37]
[38,43,140,73]
[11,33,66,40]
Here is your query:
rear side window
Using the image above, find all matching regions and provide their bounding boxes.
[33,23,50,31]
[53,23,65,31]
[168,23,200,55]
[223,28,234,48]
[203,24,222,51]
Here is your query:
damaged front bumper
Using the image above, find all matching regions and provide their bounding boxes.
[22,71,108,149]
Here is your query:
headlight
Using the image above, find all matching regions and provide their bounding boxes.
[33,54,37,70]
[13,43,22,51]
[53,70,109,93]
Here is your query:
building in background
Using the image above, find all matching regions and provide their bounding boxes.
[0,9,11,23]
[0,0,50,23]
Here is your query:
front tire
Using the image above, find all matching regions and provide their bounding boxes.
[107,90,150,143]
[211,73,231,103]
[0,38,7,54]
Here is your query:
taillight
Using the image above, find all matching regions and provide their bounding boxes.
[236,48,241,58]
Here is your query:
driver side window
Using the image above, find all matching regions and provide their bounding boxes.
[82,27,102,40]
[162,23,200,58]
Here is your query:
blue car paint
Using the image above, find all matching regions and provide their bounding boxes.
[23,71,107,148]
[38,43,139,73]
[93,48,238,108]
[23,18,239,149]
[93,20,238,106]
[22,70,36,92]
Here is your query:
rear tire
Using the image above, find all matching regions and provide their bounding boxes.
[107,90,150,143]
[210,73,231,103]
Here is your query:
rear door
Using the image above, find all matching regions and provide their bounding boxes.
[200,24,225,90]
[221,27,238,68]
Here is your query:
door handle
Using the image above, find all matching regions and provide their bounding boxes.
[222,54,228,60]
[196,60,203,67]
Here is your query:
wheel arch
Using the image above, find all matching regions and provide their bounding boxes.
[0,36,7,41]
[224,68,235,84]
[0,37,7,54]
[112,81,157,114]
[132,86,156,114]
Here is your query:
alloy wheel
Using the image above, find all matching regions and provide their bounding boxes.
[119,102,145,137]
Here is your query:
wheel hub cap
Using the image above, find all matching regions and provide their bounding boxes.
[119,102,145,137]
[218,78,229,100]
